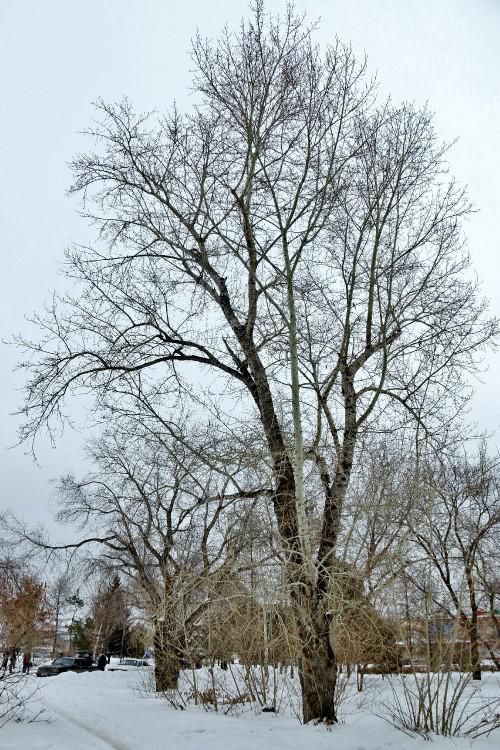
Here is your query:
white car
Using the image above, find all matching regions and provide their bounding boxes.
[108,658,152,671]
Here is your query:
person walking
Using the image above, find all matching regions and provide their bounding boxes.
[97,653,107,671]
[1,652,8,671]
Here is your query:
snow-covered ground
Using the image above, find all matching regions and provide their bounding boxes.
[1,667,499,750]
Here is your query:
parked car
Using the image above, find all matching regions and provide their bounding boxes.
[108,658,151,671]
[36,656,98,677]
[75,652,94,666]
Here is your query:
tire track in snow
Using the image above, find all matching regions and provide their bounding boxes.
[41,695,156,750]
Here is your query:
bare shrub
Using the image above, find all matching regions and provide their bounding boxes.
[0,672,45,728]
[379,671,500,739]
[189,687,217,708]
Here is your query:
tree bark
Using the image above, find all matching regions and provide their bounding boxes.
[468,614,482,681]
[52,593,61,657]
[294,592,337,724]
[484,642,500,671]
[282,238,314,582]
[153,617,181,691]
[465,564,482,681]
[298,616,337,723]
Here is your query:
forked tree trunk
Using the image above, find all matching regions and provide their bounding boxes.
[241,331,342,723]
[153,617,181,691]
[270,476,341,722]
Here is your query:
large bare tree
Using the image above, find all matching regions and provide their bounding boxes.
[16,3,496,721]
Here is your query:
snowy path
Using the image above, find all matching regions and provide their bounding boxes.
[39,695,151,750]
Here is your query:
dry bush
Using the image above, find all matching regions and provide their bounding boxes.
[146,561,402,719]
[189,572,298,671]
[380,671,500,739]
[327,561,402,675]
[0,672,45,728]
[188,687,217,707]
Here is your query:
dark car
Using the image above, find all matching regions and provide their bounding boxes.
[36,656,97,677]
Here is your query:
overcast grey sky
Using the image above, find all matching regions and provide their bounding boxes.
[1,0,499,532]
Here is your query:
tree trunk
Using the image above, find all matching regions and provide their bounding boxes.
[465,568,482,681]
[295,593,337,724]
[282,240,314,582]
[52,590,61,657]
[153,617,180,691]
[468,616,482,681]
[489,593,500,639]
[484,642,500,671]
[356,666,364,692]
[236,312,341,722]
[299,628,337,723]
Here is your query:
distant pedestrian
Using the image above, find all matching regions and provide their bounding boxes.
[22,652,30,674]
[9,650,16,673]
[1,653,8,671]
[97,653,107,671]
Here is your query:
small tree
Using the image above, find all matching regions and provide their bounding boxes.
[47,573,77,656]
[91,574,129,658]
[67,617,94,654]
[66,592,84,653]
[0,564,49,657]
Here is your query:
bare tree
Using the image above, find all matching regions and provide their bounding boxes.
[410,444,500,679]
[16,3,496,721]
[90,573,129,658]
[47,573,78,656]
[12,418,267,690]
[475,543,500,669]
[335,440,413,597]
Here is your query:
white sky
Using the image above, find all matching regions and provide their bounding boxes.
[1,0,499,531]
